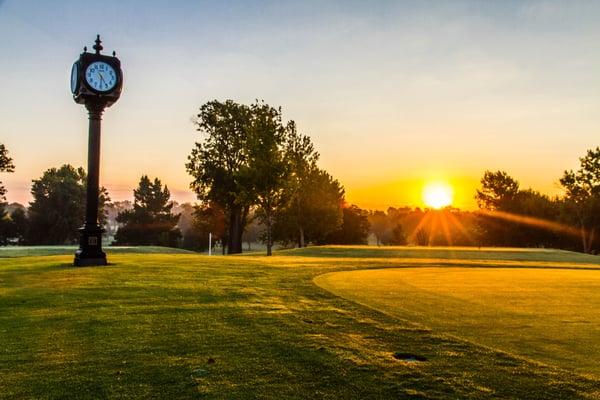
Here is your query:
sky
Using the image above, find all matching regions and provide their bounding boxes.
[0,0,599,210]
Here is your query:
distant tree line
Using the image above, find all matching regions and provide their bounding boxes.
[1,134,598,254]
[362,147,600,254]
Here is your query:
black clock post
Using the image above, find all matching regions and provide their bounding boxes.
[71,35,123,266]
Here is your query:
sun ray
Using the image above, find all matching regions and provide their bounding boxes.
[439,211,453,246]
[408,211,433,244]
[446,211,476,245]
[476,209,583,238]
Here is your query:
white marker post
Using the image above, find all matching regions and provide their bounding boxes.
[208,232,212,256]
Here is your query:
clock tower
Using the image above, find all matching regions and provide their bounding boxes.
[71,35,123,266]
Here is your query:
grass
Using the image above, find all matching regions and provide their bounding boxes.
[0,246,599,399]
[0,245,194,258]
[315,267,600,376]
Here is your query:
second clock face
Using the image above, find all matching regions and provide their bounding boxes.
[85,61,117,92]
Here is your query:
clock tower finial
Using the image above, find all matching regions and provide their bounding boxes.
[93,34,103,54]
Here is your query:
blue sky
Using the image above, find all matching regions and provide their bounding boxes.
[1,0,599,209]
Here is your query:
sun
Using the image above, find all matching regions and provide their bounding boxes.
[423,182,453,209]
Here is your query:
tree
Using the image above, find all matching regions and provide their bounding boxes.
[0,144,15,244]
[384,222,407,245]
[9,207,28,245]
[185,202,227,252]
[187,100,254,254]
[0,143,15,204]
[560,147,600,253]
[368,208,411,246]
[246,102,290,256]
[273,167,344,247]
[114,176,180,247]
[325,204,370,245]
[27,165,109,245]
[475,170,519,210]
[242,212,263,251]
[274,122,321,247]
[368,210,388,246]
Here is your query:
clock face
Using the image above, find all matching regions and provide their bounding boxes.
[70,62,79,94]
[85,61,117,92]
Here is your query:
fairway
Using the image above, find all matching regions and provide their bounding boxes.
[315,267,600,376]
[1,246,600,399]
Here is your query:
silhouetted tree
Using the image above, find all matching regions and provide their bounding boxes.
[560,147,600,253]
[27,165,109,245]
[414,228,429,246]
[0,144,15,244]
[114,176,180,247]
[186,202,227,252]
[0,144,15,205]
[384,222,407,245]
[242,212,263,251]
[476,170,519,210]
[325,204,370,245]
[368,207,411,246]
[9,207,28,245]
[369,210,388,246]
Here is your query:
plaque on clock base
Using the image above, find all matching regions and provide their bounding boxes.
[74,225,107,266]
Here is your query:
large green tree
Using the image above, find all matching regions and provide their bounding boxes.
[560,147,600,253]
[247,102,291,256]
[114,176,180,247]
[187,100,254,254]
[0,144,15,205]
[185,202,227,252]
[0,144,15,244]
[273,167,344,247]
[27,165,109,244]
[272,123,343,248]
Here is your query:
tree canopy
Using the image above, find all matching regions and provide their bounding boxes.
[560,147,600,253]
[475,170,519,210]
[114,176,180,247]
[187,100,343,255]
[0,143,15,203]
[27,164,109,245]
[187,100,253,254]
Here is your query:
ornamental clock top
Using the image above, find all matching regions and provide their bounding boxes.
[71,35,123,107]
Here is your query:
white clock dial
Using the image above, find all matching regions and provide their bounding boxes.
[85,61,117,92]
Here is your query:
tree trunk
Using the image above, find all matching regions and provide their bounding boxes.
[590,228,596,253]
[227,205,248,254]
[266,212,272,256]
[299,227,305,248]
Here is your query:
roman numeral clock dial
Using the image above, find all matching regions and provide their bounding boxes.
[85,61,117,92]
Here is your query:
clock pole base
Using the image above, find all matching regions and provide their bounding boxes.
[73,225,107,267]
[74,253,107,267]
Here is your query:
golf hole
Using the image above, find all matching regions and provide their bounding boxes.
[393,352,427,362]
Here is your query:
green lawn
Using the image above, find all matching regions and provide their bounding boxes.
[315,267,600,376]
[0,245,194,258]
[1,246,599,399]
